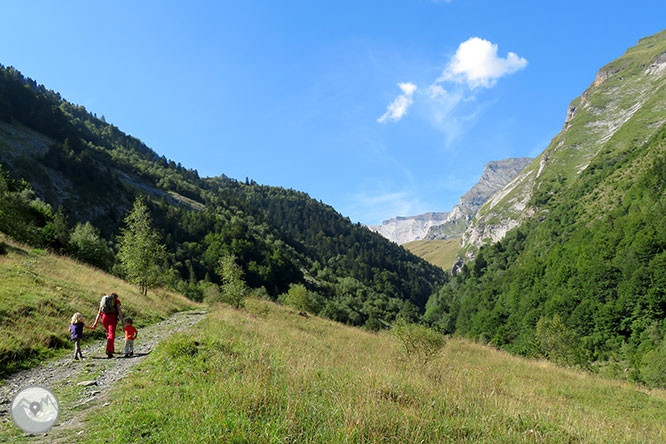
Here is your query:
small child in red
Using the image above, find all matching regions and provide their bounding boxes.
[123,318,138,357]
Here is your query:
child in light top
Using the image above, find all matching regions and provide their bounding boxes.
[69,312,94,360]
[123,318,138,357]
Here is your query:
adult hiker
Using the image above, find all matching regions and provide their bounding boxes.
[91,292,124,358]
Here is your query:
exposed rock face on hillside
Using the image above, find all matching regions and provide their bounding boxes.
[424,158,533,240]
[369,158,532,245]
[462,30,666,256]
[368,212,449,244]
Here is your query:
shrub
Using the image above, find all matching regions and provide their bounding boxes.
[534,315,590,369]
[202,282,223,304]
[393,321,446,364]
[281,283,321,314]
[69,221,114,270]
[0,241,6,255]
[640,348,666,388]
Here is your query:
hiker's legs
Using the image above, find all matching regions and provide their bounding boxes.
[101,316,117,354]
[124,339,134,356]
[73,338,81,359]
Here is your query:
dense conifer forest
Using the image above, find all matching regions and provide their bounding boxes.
[0,64,445,327]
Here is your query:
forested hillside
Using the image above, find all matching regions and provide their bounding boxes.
[0,64,445,327]
[423,30,666,385]
[426,98,666,384]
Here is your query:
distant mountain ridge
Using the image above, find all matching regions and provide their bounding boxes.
[425,158,533,241]
[368,212,449,244]
[369,158,532,245]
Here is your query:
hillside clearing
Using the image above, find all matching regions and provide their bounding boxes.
[403,238,460,270]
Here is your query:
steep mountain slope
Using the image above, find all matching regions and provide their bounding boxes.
[463,30,666,255]
[369,158,531,245]
[426,30,666,379]
[368,212,449,244]
[0,64,445,326]
[425,158,533,241]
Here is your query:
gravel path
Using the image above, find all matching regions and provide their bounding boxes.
[0,309,207,442]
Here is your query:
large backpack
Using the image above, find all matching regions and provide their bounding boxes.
[100,293,117,314]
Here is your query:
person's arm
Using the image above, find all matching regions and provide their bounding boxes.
[91,307,102,329]
[117,303,124,327]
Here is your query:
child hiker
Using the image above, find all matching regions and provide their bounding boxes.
[123,318,138,357]
[69,312,94,360]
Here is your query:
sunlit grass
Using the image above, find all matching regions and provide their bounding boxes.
[0,235,198,375]
[85,299,666,443]
[403,238,461,270]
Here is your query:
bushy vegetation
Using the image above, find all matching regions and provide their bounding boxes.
[393,321,446,365]
[426,127,666,384]
[0,64,445,327]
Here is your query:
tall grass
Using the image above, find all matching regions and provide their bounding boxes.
[0,235,198,375]
[85,299,666,443]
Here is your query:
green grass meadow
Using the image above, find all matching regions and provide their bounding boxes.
[84,299,666,443]
[403,238,461,271]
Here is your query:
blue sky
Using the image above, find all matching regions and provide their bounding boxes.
[1,1,665,225]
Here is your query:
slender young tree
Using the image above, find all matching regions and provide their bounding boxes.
[117,197,166,296]
[219,254,249,309]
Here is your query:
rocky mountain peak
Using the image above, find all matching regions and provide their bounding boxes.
[369,157,532,245]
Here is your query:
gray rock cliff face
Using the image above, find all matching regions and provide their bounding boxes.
[424,158,533,240]
[368,158,532,245]
[368,212,449,245]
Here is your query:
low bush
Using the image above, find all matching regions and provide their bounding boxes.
[393,321,446,364]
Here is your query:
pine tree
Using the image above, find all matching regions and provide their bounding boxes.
[117,197,166,296]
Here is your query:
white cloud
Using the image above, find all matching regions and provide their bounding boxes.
[427,84,447,99]
[439,37,527,89]
[377,82,418,123]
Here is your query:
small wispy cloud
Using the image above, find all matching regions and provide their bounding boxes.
[438,37,527,89]
[347,190,429,225]
[377,82,418,123]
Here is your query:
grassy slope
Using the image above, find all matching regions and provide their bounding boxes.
[0,235,198,375]
[83,300,666,443]
[403,238,460,270]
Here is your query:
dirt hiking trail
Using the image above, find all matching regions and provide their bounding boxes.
[0,309,207,442]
